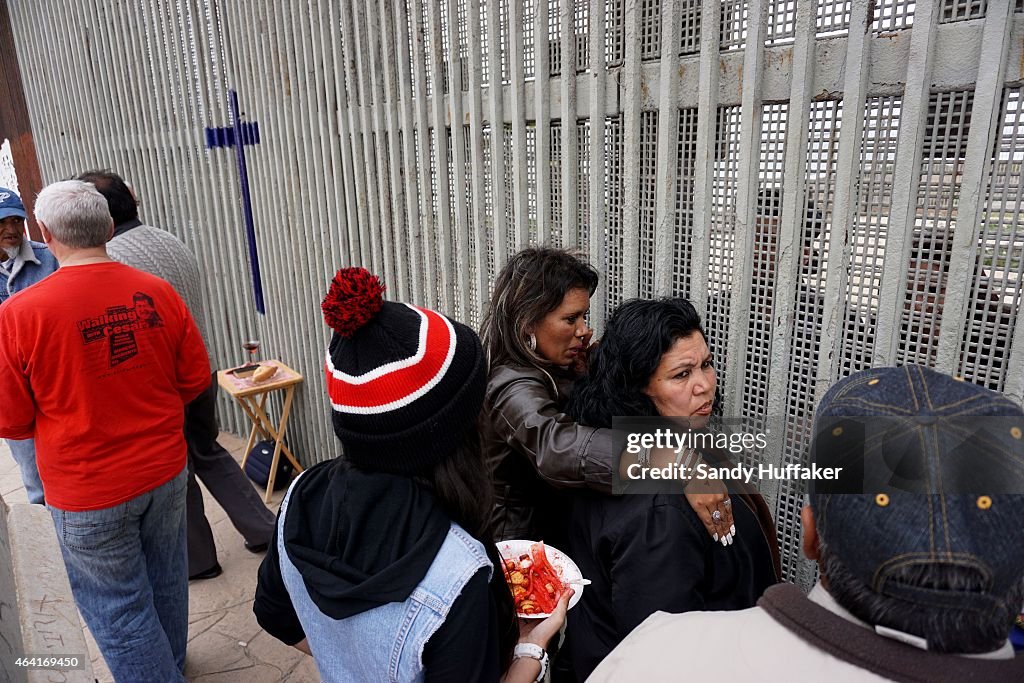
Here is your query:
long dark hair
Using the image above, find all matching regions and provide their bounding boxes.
[416,423,518,671]
[480,247,599,371]
[567,298,708,428]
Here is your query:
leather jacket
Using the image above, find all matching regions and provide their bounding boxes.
[483,364,617,543]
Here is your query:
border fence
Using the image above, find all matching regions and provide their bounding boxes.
[7,0,1024,585]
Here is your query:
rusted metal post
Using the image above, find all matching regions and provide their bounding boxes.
[0,0,42,239]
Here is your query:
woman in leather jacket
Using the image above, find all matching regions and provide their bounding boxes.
[479,248,735,547]
[564,297,781,679]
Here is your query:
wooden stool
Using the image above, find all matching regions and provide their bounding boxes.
[217,360,305,502]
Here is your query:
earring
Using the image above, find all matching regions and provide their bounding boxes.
[528,333,537,351]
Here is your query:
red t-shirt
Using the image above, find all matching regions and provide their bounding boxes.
[0,262,211,510]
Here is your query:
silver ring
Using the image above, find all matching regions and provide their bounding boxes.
[722,499,732,507]
[712,510,722,521]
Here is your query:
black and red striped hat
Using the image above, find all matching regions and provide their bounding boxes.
[321,267,486,475]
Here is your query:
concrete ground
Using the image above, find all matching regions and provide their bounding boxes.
[1,434,319,682]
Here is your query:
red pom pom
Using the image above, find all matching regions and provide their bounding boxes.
[322,268,386,337]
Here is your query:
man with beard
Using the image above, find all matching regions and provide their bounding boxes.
[0,186,57,504]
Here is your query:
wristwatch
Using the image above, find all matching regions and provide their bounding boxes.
[513,642,549,682]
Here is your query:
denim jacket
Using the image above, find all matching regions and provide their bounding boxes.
[3,239,58,297]
[277,476,493,682]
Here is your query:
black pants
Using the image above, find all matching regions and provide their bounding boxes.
[184,377,276,575]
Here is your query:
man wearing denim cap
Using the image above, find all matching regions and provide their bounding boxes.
[590,365,1024,681]
[0,186,57,505]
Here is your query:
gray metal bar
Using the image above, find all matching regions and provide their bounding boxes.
[447,0,471,317]
[763,0,817,420]
[724,0,770,418]
[587,0,607,330]
[410,0,438,305]
[428,0,454,312]
[326,0,363,270]
[935,0,1014,374]
[872,0,941,367]
[560,0,579,248]
[352,0,385,278]
[394,0,426,304]
[653,0,682,295]
[339,0,374,269]
[486,0,508,271]
[365,0,398,291]
[688,0,721,317]
[380,0,411,299]
[815,0,873,396]
[466,0,490,311]
[620,0,641,301]
[535,0,552,244]
[509,0,529,249]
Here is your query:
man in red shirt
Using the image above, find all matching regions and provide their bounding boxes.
[0,180,210,681]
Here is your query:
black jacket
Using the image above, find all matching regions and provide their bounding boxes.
[565,487,781,680]
[483,364,618,544]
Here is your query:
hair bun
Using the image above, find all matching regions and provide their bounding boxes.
[322,267,386,337]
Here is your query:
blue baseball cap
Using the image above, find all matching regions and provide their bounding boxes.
[0,188,27,221]
[809,365,1024,622]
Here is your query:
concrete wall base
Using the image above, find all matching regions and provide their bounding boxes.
[0,497,94,682]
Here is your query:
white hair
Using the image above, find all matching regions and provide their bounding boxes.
[34,180,112,248]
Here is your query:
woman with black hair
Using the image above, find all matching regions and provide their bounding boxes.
[254,268,570,682]
[564,297,781,679]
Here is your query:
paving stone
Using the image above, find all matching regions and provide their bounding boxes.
[210,604,264,645]
[0,498,95,683]
[192,662,288,683]
[81,623,112,682]
[282,656,321,681]
[246,629,309,674]
[188,612,226,643]
[1,475,29,504]
[183,631,252,678]
[0,449,21,475]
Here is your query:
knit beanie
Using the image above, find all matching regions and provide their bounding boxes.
[321,267,487,475]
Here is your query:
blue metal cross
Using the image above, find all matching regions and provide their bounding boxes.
[205,89,265,314]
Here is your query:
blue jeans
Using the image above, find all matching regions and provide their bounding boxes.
[50,469,189,682]
[6,438,44,504]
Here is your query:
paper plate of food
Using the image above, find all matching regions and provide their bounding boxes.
[497,540,586,619]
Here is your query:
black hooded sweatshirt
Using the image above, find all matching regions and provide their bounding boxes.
[253,458,499,681]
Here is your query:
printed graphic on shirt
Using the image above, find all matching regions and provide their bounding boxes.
[77,291,165,367]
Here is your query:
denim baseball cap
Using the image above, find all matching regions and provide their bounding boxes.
[809,365,1024,616]
[0,188,26,220]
